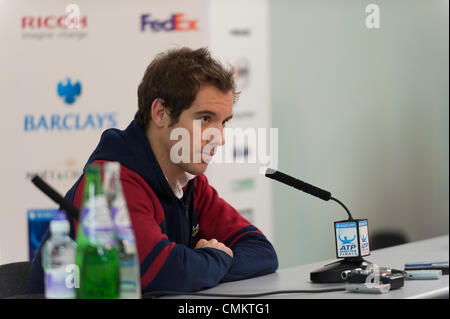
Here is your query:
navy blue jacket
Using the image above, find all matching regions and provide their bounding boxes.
[26,120,278,294]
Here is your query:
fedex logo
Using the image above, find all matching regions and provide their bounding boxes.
[141,13,198,32]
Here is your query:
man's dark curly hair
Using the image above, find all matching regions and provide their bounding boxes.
[135,47,239,130]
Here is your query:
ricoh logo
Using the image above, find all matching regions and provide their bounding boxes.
[21,15,88,30]
[140,13,198,32]
[23,77,117,132]
[21,5,88,41]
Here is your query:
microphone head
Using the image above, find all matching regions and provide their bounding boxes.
[264,168,353,220]
[31,175,80,220]
[264,168,332,201]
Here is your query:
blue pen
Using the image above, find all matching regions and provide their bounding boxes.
[405,261,448,267]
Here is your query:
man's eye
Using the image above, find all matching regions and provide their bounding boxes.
[201,116,210,123]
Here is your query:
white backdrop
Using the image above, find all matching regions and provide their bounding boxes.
[206,0,272,240]
[0,0,271,264]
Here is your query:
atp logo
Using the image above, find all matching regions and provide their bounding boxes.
[360,233,369,252]
[339,231,356,245]
[361,234,368,243]
[57,78,82,105]
[338,230,357,255]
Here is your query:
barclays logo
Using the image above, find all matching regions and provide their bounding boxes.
[57,78,81,105]
[24,113,118,132]
[23,77,117,132]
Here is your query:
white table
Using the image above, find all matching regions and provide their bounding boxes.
[163,235,449,299]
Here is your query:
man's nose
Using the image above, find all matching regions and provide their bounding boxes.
[207,126,225,146]
[218,126,225,146]
[203,125,226,149]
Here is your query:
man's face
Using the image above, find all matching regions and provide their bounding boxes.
[166,85,233,175]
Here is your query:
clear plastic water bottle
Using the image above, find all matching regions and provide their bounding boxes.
[41,211,77,299]
[103,162,141,299]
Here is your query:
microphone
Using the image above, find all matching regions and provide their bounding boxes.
[31,175,80,220]
[265,168,353,220]
[265,168,372,284]
[265,168,331,201]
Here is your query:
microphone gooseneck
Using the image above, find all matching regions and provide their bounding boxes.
[329,197,353,221]
[265,168,353,220]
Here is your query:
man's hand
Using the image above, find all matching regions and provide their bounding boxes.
[195,238,234,258]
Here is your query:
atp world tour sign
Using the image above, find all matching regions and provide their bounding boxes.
[334,219,370,258]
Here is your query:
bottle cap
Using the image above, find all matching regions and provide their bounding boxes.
[104,161,120,172]
[85,164,101,174]
[50,210,70,234]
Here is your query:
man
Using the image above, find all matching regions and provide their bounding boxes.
[26,47,278,294]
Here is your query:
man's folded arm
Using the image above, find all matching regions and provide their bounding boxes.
[221,231,278,282]
[195,174,278,282]
[140,240,233,292]
[120,170,233,292]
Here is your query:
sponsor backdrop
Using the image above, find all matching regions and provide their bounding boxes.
[0,0,271,264]
[206,0,272,237]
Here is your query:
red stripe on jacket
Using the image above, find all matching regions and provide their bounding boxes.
[194,174,259,247]
[71,160,173,289]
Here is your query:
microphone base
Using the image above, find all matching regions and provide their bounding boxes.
[310,257,372,283]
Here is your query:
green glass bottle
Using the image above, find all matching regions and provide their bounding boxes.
[76,164,119,299]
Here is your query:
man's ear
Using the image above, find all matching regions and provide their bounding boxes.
[150,98,170,128]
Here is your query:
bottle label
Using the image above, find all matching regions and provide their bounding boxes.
[44,266,76,299]
[82,196,116,246]
[119,256,141,299]
[111,198,137,247]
